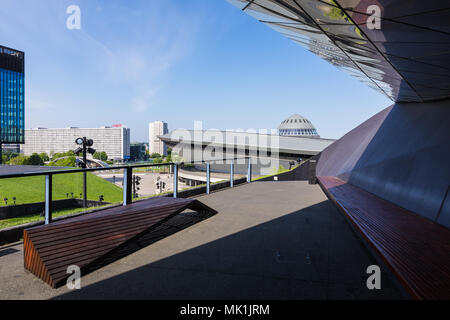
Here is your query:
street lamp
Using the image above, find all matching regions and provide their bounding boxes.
[132,175,141,198]
[74,137,96,168]
[74,137,96,208]
[75,137,84,146]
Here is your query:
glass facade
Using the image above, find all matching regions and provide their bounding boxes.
[279,129,318,136]
[0,45,24,144]
[229,0,450,103]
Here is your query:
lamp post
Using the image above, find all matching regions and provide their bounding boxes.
[132,175,141,198]
[74,137,95,208]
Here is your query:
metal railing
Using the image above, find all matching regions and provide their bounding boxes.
[0,156,252,225]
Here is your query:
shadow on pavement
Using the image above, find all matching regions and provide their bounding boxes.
[53,200,407,300]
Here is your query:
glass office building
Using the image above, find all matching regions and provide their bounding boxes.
[0,45,25,145]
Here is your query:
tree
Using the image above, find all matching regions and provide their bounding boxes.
[49,156,76,167]
[51,150,75,161]
[1,151,18,163]
[153,157,163,164]
[39,152,49,162]
[7,154,44,166]
[100,151,108,161]
[8,155,28,165]
[27,153,44,166]
[150,153,161,159]
[10,152,19,159]
[93,151,108,161]
[166,154,172,163]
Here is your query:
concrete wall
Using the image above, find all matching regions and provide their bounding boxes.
[257,155,320,183]
[194,158,295,177]
[317,100,450,228]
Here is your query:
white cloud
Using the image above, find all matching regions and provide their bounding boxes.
[130,86,161,113]
[0,0,202,116]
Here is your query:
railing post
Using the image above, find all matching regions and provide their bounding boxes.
[206,162,211,194]
[45,174,52,224]
[82,139,87,208]
[247,157,252,183]
[83,171,87,208]
[173,164,178,198]
[123,167,132,206]
[230,160,234,188]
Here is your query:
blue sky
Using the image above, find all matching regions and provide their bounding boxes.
[0,0,392,142]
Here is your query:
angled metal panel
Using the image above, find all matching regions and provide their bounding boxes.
[228,0,450,102]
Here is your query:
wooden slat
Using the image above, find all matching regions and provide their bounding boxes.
[26,197,190,234]
[24,197,217,288]
[318,176,450,300]
[31,208,183,246]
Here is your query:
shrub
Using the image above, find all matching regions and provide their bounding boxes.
[49,156,77,167]
[27,153,44,166]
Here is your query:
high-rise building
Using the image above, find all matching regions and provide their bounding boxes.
[0,45,25,162]
[149,121,168,156]
[22,126,131,160]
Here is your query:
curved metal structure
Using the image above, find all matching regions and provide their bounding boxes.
[229,1,450,298]
[229,0,450,225]
[229,0,450,102]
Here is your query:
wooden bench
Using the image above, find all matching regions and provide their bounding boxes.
[24,197,217,288]
[317,176,450,299]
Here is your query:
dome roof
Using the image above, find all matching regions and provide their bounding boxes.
[278,114,320,138]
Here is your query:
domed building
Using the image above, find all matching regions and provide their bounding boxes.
[278,114,320,138]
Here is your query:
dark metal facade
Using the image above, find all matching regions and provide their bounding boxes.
[0,45,24,144]
[229,0,450,102]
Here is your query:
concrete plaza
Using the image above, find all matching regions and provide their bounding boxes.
[0,181,406,299]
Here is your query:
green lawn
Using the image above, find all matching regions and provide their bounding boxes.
[0,172,123,205]
[0,204,116,229]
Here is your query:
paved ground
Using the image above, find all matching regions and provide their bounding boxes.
[0,181,407,299]
[97,172,182,196]
[97,170,245,197]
